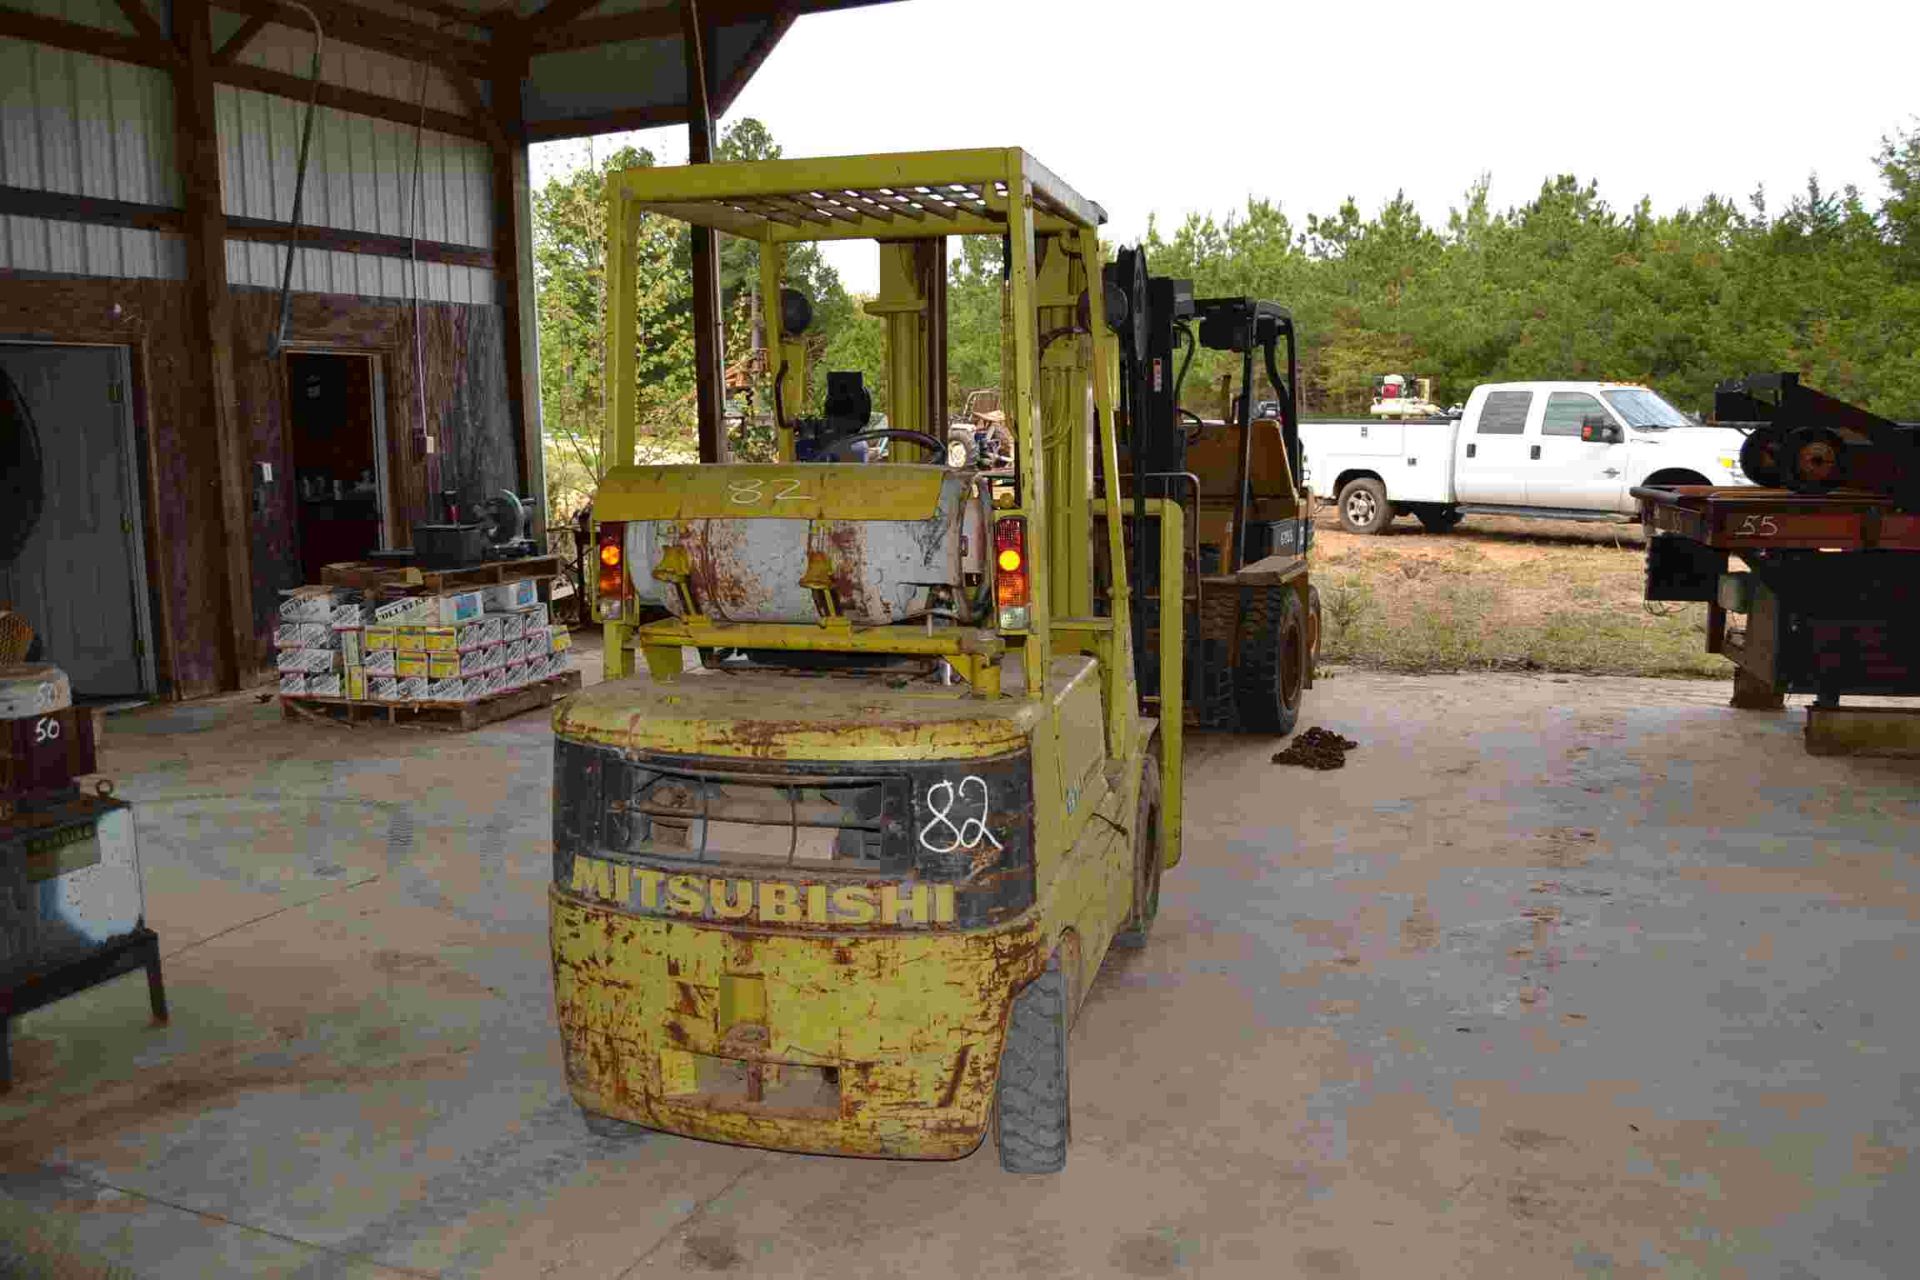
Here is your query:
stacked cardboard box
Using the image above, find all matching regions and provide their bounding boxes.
[282,579,566,707]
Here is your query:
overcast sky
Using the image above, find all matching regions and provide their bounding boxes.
[531,0,1920,295]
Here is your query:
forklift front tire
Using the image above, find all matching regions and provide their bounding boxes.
[994,950,1070,1174]
[1114,755,1163,950]
[1235,588,1306,736]
[581,1109,651,1140]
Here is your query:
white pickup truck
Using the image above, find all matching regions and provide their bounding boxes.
[1299,381,1753,533]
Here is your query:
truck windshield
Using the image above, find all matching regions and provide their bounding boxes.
[1602,388,1691,430]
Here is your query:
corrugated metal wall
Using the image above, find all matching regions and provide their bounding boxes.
[0,33,183,278]
[221,22,495,305]
[0,1,496,304]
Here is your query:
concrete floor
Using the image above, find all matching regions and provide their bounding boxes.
[3,664,1917,1278]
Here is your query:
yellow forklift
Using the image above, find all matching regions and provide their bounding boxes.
[550,149,1312,1171]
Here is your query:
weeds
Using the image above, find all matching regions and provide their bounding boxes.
[1312,517,1727,678]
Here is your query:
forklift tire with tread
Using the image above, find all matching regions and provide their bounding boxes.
[1199,636,1237,729]
[1336,477,1392,534]
[995,949,1070,1174]
[581,1109,650,1139]
[1114,755,1163,950]
[1235,587,1306,735]
[1305,584,1323,682]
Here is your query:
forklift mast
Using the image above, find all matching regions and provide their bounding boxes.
[1103,249,1305,701]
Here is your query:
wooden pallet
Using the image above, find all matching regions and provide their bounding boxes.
[280,670,581,732]
[318,554,563,592]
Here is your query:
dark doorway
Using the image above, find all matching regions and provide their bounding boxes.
[286,352,386,584]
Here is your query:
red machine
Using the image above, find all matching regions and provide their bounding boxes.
[1638,378,1920,755]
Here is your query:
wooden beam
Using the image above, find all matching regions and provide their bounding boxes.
[710,3,791,117]
[225,214,493,268]
[433,58,508,153]
[212,0,495,74]
[523,0,606,34]
[0,184,494,268]
[213,61,489,140]
[683,0,726,465]
[488,57,543,515]
[210,11,271,66]
[173,0,262,690]
[0,7,175,69]
[109,0,170,48]
[522,104,684,142]
[0,185,183,233]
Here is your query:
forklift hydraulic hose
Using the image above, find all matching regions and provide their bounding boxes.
[1172,324,1196,408]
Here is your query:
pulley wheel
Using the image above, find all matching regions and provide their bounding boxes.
[1782,426,1847,493]
[1737,429,1785,488]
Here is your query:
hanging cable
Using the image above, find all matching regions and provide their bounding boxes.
[405,46,438,503]
[267,2,324,359]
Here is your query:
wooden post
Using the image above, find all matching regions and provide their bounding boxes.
[173,0,260,689]
[682,0,727,463]
[488,55,544,526]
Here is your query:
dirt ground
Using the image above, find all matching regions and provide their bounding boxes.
[1309,504,1728,679]
[3,657,1917,1278]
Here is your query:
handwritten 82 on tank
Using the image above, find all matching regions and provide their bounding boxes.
[566,856,959,926]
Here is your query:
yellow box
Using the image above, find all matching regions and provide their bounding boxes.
[364,626,397,651]
[547,625,572,653]
[346,669,368,701]
[420,626,460,654]
[393,627,429,654]
[428,653,461,680]
[394,652,429,678]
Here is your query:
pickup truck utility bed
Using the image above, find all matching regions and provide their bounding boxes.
[1300,381,1754,533]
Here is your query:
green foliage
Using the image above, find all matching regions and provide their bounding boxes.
[1146,124,1920,420]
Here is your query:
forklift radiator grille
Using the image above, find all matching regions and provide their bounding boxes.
[603,763,908,871]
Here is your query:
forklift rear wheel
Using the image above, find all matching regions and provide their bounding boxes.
[581,1109,650,1139]
[1336,477,1392,534]
[1235,588,1306,735]
[995,949,1070,1174]
[1114,755,1163,950]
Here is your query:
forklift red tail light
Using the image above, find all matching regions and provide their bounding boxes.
[994,517,1029,629]
[596,522,628,619]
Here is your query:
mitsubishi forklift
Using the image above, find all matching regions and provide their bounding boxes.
[549,148,1312,1173]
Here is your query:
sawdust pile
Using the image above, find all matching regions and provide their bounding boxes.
[1271,726,1359,770]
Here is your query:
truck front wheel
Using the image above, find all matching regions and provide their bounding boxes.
[1336,477,1392,534]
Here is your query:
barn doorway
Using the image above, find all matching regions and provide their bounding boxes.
[0,342,157,699]
[284,351,389,584]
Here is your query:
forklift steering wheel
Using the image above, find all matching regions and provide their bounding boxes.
[819,429,948,461]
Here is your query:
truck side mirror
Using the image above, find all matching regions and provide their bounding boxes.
[1580,419,1623,444]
